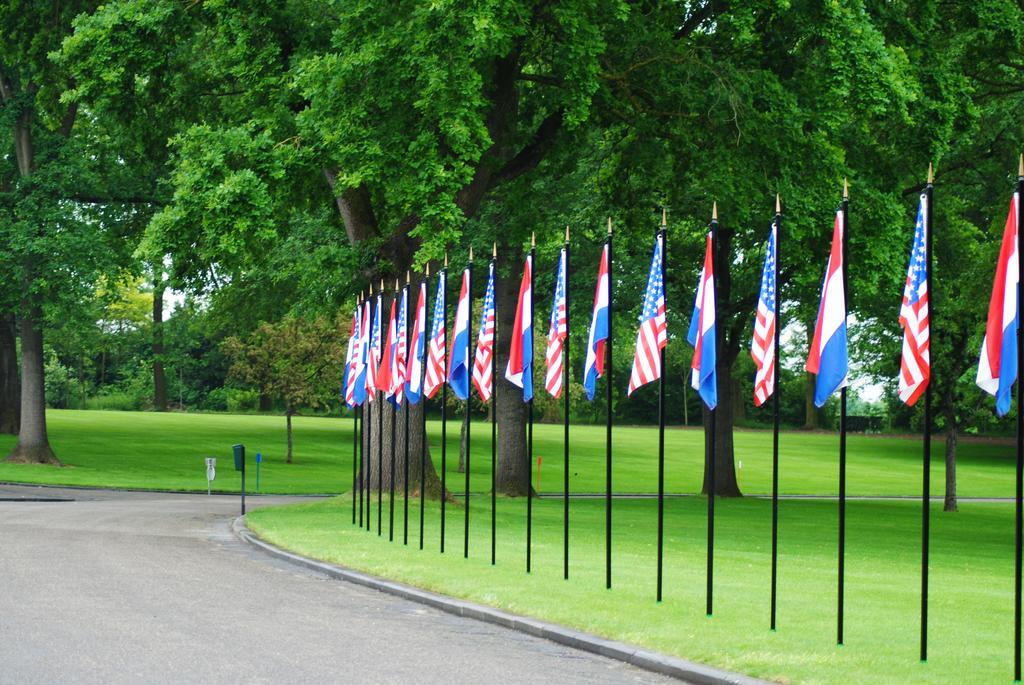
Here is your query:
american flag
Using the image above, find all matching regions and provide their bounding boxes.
[628,233,667,395]
[751,222,778,406]
[391,286,408,405]
[899,194,930,405]
[545,247,568,397]
[343,305,361,408]
[423,271,446,399]
[366,294,382,401]
[472,261,497,402]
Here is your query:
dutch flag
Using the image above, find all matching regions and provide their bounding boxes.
[806,209,849,407]
[406,280,427,405]
[687,232,718,409]
[977,191,1020,417]
[448,268,472,401]
[583,243,610,401]
[506,253,534,401]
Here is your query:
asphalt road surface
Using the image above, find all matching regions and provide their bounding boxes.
[0,484,669,684]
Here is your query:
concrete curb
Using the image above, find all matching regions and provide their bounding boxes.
[233,518,772,685]
[0,480,335,497]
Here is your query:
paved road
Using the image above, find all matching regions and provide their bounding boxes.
[0,484,668,684]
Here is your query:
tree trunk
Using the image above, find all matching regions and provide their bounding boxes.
[494,252,531,496]
[0,314,19,434]
[944,424,958,512]
[361,393,444,497]
[259,392,273,411]
[5,304,60,465]
[701,358,742,496]
[152,279,167,411]
[286,409,294,463]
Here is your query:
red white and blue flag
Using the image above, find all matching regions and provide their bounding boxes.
[343,306,361,408]
[448,268,471,401]
[687,233,717,409]
[406,280,427,405]
[353,299,370,405]
[583,243,610,401]
[366,294,383,401]
[545,248,568,398]
[977,190,1020,416]
[377,295,398,403]
[628,234,666,396]
[472,262,497,402]
[389,287,408,406]
[751,223,778,406]
[506,253,534,401]
[898,194,930,406]
[423,271,447,400]
[806,210,848,407]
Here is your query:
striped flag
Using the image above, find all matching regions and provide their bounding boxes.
[977,190,1020,416]
[390,287,408,406]
[582,243,609,401]
[687,232,717,409]
[472,261,497,402]
[806,210,848,407]
[899,194,930,406]
[366,294,383,401]
[751,222,778,406]
[406,280,427,405]
[628,233,667,396]
[505,253,534,401]
[353,300,370,405]
[424,271,446,400]
[377,296,397,402]
[448,268,471,401]
[343,306,361,408]
[545,248,568,397]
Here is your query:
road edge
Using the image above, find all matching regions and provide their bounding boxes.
[233,517,773,685]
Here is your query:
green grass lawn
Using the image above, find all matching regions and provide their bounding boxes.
[248,493,1019,685]
[0,408,1016,497]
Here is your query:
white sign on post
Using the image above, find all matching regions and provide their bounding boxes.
[205,457,216,495]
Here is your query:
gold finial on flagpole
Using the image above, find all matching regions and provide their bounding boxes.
[776,193,781,214]
[712,201,718,221]
[661,207,667,228]
[607,217,613,235]
[565,225,570,242]
[426,262,431,277]
[369,283,373,295]
[531,231,536,248]
[492,242,497,258]
[444,252,449,268]
[928,162,934,185]
[469,245,473,261]
[406,270,411,285]
[1018,153,1023,178]
[394,277,399,291]
[843,178,849,199]
[380,278,385,291]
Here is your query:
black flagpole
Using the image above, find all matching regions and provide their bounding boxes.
[771,196,782,630]
[465,249,474,559]
[491,247,498,566]
[365,288,373,532]
[527,234,536,574]
[420,267,430,550]
[403,276,411,546]
[838,180,850,646]
[657,213,667,602]
[563,228,571,580]
[921,165,934,661]
[390,279,398,543]
[1014,153,1023,682]
[606,218,614,590]
[378,283,385,538]
[441,257,448,554]
[708,204,718,617]
[354,295,362,526]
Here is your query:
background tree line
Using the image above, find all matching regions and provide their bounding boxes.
[1,0,1021,507]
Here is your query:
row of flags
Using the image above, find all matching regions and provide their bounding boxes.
[342,183,1020,419]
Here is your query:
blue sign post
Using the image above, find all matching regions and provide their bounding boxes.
[233,444,246,515]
